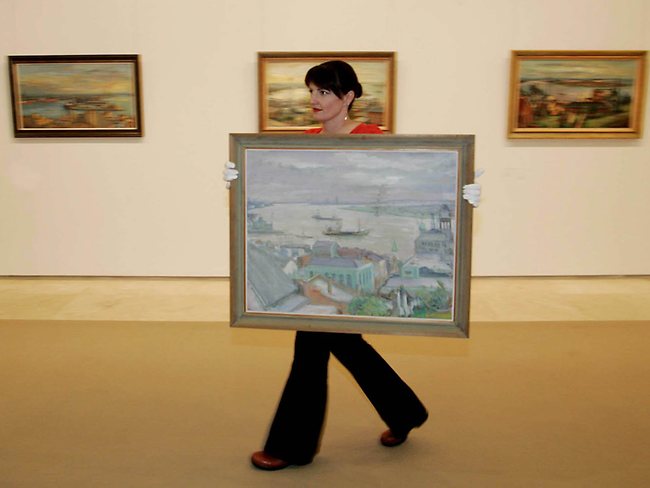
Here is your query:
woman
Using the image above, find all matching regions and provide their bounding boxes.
[224,61,481,470]
[302,60,381,135]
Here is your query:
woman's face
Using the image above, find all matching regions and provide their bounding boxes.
[308,82,352,123]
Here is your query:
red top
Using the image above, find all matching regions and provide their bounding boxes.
[305,123,383,134]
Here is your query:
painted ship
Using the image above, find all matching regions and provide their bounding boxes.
[312,210,341,221]
[322,221,369,237]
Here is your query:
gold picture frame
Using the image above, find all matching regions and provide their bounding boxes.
[508,50,646,139]
[258,51,396,133]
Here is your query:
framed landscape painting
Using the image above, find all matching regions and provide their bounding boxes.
[258,51,396,133]
[229,133,475,337]
[8,54,143,137]
[508,50,647,138]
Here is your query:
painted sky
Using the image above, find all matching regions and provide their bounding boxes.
[246,149,458,204]
[266,59,389,85]
[16,63,135,96]
[520,59,638,80]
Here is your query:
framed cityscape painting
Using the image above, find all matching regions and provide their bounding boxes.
[229,133,475,337]
[508,50,646,138]
[8,54,143,137]
[258,51,395,133]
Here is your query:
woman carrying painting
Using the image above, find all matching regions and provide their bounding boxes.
[224,60,482,470]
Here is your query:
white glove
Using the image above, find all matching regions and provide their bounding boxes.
[462,168,484,208]
[223,161,239,190]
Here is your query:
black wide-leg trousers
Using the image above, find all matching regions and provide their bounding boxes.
[263,331,428,464]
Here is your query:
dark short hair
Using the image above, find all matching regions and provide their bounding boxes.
[305,60,363,110]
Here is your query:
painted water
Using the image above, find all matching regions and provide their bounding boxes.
[19,94,136,119]
[247,202,455,262]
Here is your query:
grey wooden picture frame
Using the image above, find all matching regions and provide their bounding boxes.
[229,133,474,338]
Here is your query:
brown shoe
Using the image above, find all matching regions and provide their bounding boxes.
[251,451,291,471]
[381,410,429,447]
[380,429,408,447]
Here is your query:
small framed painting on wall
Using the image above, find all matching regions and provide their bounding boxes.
[8,54,143,137]
[508,50,646,139]
[258,51,396,133]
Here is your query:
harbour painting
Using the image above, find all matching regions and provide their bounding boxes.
[258,52,395,132]
[508,51,646,139]
[9,55,143,137]
[229,134,475,337]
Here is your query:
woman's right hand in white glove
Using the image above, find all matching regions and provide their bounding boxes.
[223,162,239,189]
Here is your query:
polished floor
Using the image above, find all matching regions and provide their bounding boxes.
[1,276,649,487]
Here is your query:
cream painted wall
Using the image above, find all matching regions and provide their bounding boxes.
[1,0,648,276]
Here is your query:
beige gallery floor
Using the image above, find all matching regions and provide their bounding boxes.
[1,276,649,488]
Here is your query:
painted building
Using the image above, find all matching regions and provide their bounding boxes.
[414,205,454,267]
[302,257,375,293]
[299,275,356,314]
[338,246,389,288]
[400,254,452,279]
[415,228,452,256]
[279,244,310,259]
[246,242,309,312]
[312,240,340,258]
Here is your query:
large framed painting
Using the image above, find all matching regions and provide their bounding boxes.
[8,54,143,137]
[229,133,475,337]
[508,50,647,139]
[258,51,396,133]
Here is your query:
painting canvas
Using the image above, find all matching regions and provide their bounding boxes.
[258,52,395,133]
[9,54,143,137]
[229,134,474,337]
[508,50,646,138]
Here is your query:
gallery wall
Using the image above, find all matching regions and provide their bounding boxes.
[1,0,649,277]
